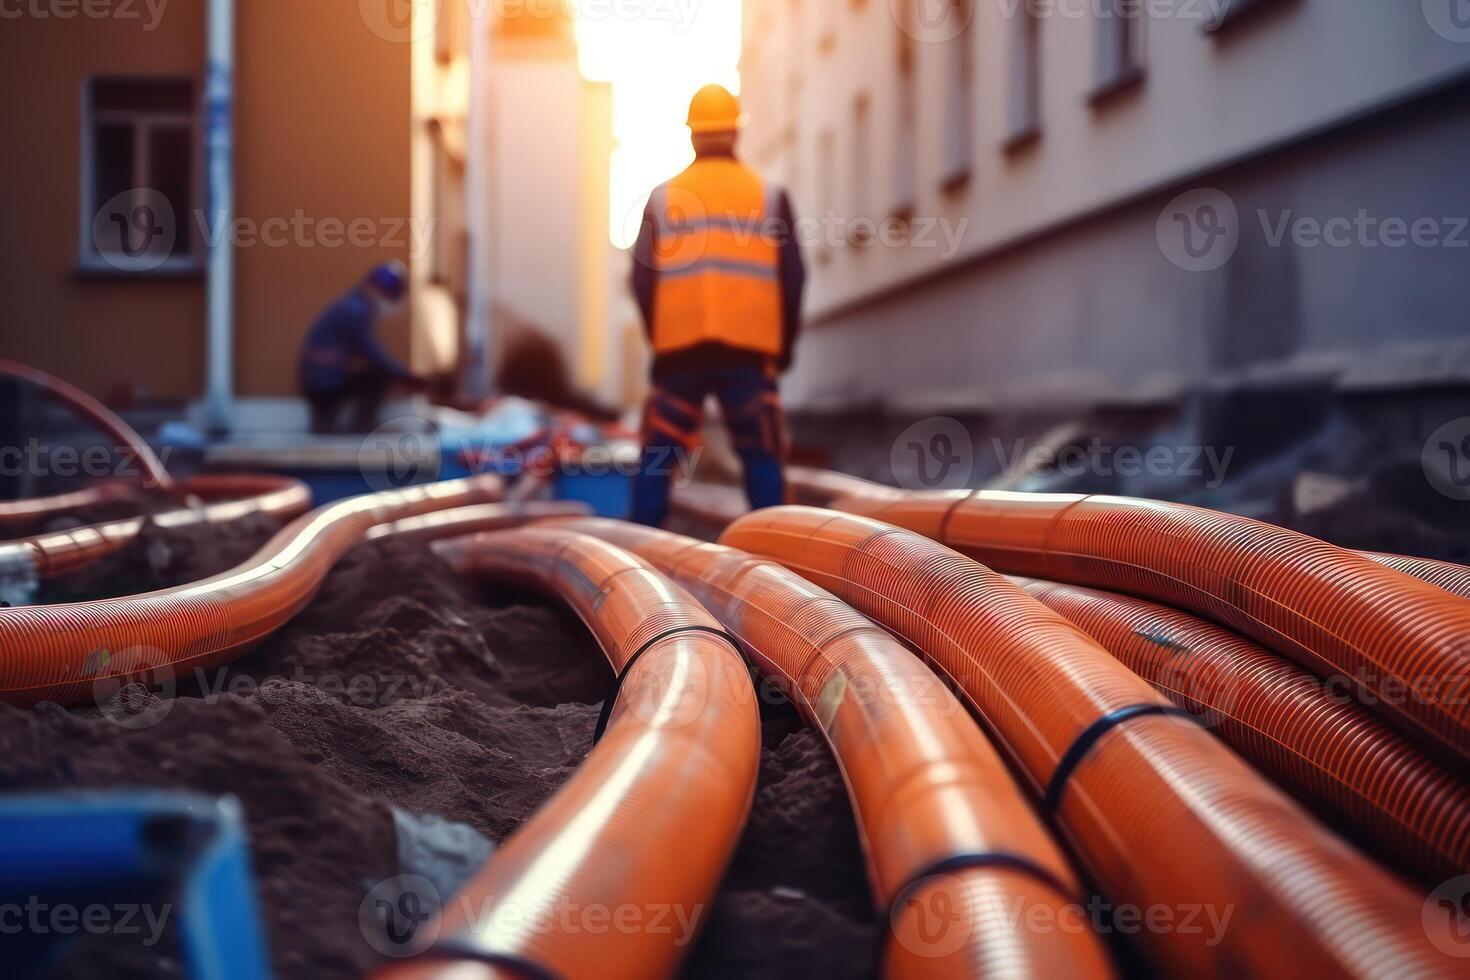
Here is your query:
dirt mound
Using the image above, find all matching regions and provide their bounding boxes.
[3,521,875,978]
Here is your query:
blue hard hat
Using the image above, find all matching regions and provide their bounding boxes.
[366,260,408,300]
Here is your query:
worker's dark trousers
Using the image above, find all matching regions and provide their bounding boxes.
[303,370,392,435]
[632,363,785,527]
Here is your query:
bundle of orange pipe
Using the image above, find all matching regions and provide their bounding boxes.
[0,474,503,706]
[396,527,759,979]
[1,474,312,580]
[1014,576,1470,884]
[832,490,1470,767]
[724,507,1456,977]
[554,517,1115,978]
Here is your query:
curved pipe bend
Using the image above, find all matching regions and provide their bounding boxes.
[394,527,759,980]
[0,359,175,506]
[0,474,503,706]
[2,474,313,581]
[551,517,1114,979]
[1014,576,1470,884]
[365,501,588,545]
[722,507,1453,978]
[832,489,1470,767]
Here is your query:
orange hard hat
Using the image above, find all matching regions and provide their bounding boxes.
[687,84,745,135]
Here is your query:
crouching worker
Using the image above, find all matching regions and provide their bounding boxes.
[298,261,428,434]
[630,84,807,527]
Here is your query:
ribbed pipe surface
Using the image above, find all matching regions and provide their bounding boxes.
[2,474,312,579]
[833,490,1470,768]
[723,507,1457,978]
[392,527,759,980]
[1363,552,1470,601]
[1015,575,1470,884]
[0,475,503,706]
[555,517,1115,979]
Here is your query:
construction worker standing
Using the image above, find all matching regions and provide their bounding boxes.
[630,84,807,527]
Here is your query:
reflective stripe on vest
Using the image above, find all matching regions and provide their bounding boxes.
[649,162,784,357]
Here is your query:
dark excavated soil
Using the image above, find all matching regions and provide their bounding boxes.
[0,516,876,979]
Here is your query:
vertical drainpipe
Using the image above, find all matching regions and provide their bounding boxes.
[203,0,235,436]
[462,16,493,401]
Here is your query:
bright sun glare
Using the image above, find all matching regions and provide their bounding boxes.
[574,2,743,249]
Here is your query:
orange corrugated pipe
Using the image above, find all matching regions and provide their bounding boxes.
[1,474,312,580]
[723,507,1458,977]
[552,517,1115,979]
[1363,551,1470,600]
[0,482,142,531]
[364,500,589,544]
[1013,575,1470,884]
[380,527,758,980]
[832,489,1470,767]
[0,474,503,706]
[0,358,176,507]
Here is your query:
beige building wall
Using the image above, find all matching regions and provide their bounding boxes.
[0,2,207,400]
[234,0,413,397]
[483,16,618,394]
[0,0,413,401]
[740,1,1470,412]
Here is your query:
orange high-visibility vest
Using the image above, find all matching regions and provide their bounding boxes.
[649,158,784,357]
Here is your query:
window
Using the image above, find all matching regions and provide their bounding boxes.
[1092,0,1145,103]
[1005,1,1041,148]
[850,94,872,245]
[81,77,199,273]
[893,22,917,218]
[941,0,975,191]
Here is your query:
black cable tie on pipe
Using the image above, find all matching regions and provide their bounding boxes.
[878,850,1081,962]
[1043,704,1198,812]
[417,936,562,980]
[591,624,739,745]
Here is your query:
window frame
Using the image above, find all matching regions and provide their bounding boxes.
[1004,0,1043,151]
[78,75,203,277]
[1089,0,1146,106]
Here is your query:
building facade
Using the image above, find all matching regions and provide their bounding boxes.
[1,0,418,405]
[740,0,1470,415]
[1,0,623,419]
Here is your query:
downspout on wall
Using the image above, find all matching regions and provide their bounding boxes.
[462,15,493,401]
[203,0,235,435]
